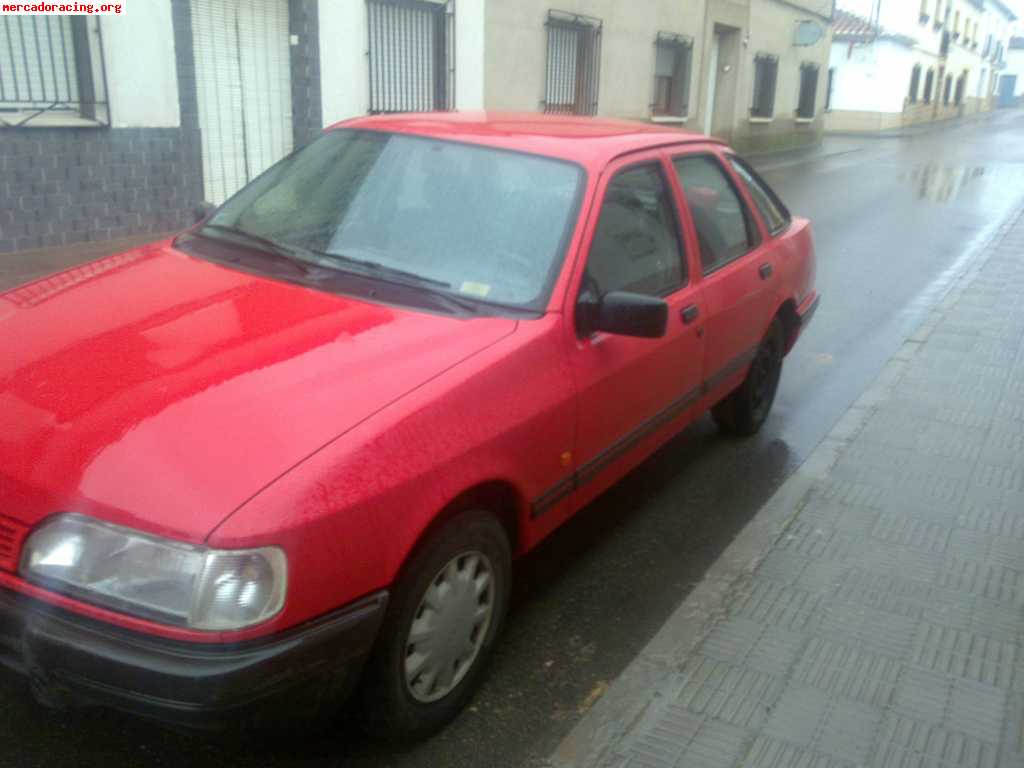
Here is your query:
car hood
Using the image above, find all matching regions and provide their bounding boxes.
[0,243,516,542]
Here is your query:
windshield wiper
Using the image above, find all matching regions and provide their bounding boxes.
[311,250,484,313]
[197,224,316,275]
[311,250,452,289]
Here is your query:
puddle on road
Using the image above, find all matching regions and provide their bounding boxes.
[899,164,987,204]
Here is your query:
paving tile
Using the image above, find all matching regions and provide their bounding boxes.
[740,735,858,768]
[910,623,1017,688]
[948,677,1008,744]
[854,542,944,583]
[870,514,951,554]
[791,637,903,707]
[671,657,783,730]
[833,568,932,621]
[954,503,1024,540]
[699,616,809,681]
[816,698,884,764]
[798,500,879,536]
[730,581,822,632]
[676,716,752,768]
[775,520,853,560]
[762,685,830,746]
[871,714,1000,768]
[817,604,919,659]
[938,557,1024,604]
[816,479,885,509]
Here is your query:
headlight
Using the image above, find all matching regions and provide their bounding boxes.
[20,514,287,631]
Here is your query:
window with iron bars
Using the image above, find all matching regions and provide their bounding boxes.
[543,10,601,116]
[751,54,778,118]
[367,0,455,114]
[0,15,109,127]
[796,62,819,119]
[652,32,692,119]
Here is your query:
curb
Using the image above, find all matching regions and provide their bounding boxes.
[547,201,1024,768]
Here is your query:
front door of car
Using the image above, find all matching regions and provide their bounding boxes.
[566,155,705,509]
[670,150,778,408]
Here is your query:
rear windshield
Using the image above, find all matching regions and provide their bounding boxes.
[208,129,585,311]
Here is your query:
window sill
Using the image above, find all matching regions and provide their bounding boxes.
[650,115,688,124]
[748,116,774,124]
[0,112,107,129]
[794,117,815,124]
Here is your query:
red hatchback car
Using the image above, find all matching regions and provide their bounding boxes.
[0,113,817,737]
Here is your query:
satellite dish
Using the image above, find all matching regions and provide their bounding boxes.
[795,20,825,46]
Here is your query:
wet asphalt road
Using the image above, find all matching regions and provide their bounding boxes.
[3,110,1024,768]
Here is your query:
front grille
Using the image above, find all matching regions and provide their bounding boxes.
[0,516,29,573]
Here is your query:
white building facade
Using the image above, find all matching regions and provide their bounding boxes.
[825,0,1017,133]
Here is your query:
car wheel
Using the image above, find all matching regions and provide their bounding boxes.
[712,318,784,437]
[358,509,511,739]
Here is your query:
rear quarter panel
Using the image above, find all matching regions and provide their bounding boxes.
[207,316,576,631]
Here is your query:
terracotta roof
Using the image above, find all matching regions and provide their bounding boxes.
[832,9,880,42]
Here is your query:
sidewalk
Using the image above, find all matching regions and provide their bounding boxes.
[552,204,1024,768]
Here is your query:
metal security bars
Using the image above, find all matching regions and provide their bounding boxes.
[796,62,819,118]
[543,10,601,116]
[652,32,692,118]
[367,0,455,114]
[751,54,778,118]
[0,14,109,127]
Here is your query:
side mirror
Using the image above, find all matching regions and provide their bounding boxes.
[193,201,216,224]
[578,290,669,339]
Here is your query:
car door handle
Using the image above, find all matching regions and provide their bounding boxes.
[681,305,699,324]
[759,263,773,280]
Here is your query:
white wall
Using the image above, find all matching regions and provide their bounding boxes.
[455,0,485,110]
[319,0,369,125]
[101,3,180,127]
[828,38,913,113]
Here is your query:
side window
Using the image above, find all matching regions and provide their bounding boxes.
[728,156,791,236]
[673,155,757,274]
[584,165,685,298]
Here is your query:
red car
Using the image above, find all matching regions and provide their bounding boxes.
[0,113,817,737]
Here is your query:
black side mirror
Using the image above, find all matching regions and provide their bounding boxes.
[578,290,669,339]
[193,201,216,224]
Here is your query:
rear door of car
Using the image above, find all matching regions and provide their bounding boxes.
[669,147,778,410]
[562,150,706,512]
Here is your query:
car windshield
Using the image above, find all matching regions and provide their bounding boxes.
[205,129,584,311]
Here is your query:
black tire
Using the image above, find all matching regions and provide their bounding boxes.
[358,510,511,740]
[712,318,785,437]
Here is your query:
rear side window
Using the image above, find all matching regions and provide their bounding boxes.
[584,164,685,298]
[672,155,757,274]
[728,156,791,235]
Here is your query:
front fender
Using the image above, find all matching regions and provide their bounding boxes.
[208,315,576,634]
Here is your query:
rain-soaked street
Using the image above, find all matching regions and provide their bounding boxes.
[3,109,1024,768]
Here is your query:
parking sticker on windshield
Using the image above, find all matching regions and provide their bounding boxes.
[459,281,492,298]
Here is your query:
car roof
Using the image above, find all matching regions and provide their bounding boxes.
[329,111,724,168]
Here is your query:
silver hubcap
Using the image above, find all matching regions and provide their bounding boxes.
[404,551,494,703]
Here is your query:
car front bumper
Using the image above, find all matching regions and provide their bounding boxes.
[0,586,387,731]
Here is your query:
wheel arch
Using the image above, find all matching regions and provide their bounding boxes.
[394,479,526,586]
[774,298,801,355]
